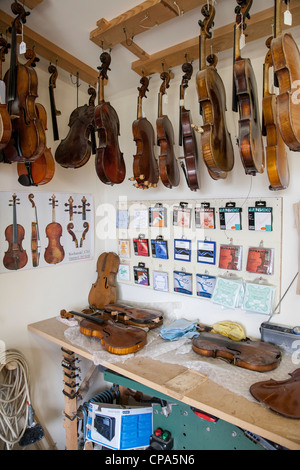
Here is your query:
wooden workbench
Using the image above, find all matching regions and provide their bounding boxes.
[28,317,300,451]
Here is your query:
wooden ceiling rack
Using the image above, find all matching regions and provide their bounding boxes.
[90,1,300,77]
[23,0,43,9]
[0,8,98,85]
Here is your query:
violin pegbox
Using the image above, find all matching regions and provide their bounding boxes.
[98,52,111,81]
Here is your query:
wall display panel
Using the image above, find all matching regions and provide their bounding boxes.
[0,191,94,273]
[116,198,283,315]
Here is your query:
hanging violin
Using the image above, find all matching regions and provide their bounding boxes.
[156,71,180,189]
[271,0,300,151]
[132,76,159,189]
[0,36,12,151]
[48,63,61,141]
[60,309,147,355]
[232,0,265,176]
[196,2,234,180]
[179,61,200,191]
[88,252,120,309]
[3,193,28,271]
[3,2,46,163]
[94,52,126,185]
[263,34,289,191]
[44,195,65,264]
[17,49,55,186]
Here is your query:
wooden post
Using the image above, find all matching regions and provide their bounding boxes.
[61,348,79,450]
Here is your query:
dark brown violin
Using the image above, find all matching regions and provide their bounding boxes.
[88,252,120,309]
[233,0,265,175]
[132,76,159,189]
[179,61,200,191]
[28,193,40,267]
[3,193,28,271]
[17,53,55,186]
[0,36,12,151]
[156,71,180,189]
[60,309,147,355]
[48,63,61,141]
[101,303,164,329]
[94,52,125,185]
[4,2,46,163]
[263,35,289,190]
[271,0,300,151]
[44,195,65,264]
[196,2,234,180]
[55,101,95,168]
[192,332,282,372]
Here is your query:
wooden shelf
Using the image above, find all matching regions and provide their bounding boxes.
[0,9,98,85]
[131,3,300,76]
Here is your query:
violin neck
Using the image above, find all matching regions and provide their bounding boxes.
[158,92,163,118]
[13,203,18,244]
[7,24,18,111]
[99,77,105,103]
[137,96,143,119]
[274,0,282,38]
[234,23,242,61]
[200,34,207,71]
[52,206,56,223]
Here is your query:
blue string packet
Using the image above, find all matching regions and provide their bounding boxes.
[160,319,198,341]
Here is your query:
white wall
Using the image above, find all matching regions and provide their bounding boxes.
[1,29,300,449]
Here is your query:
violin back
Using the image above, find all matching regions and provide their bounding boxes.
[250,369,300,419]
[88,252,120,308]
[132,117,159,188]
[192,332,282,372]
[157,115,180,188]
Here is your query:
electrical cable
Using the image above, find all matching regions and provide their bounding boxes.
[0,349,32,449]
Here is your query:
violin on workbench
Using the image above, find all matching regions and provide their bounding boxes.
[132,76,159,189]
[94,52,126,185]
[3,2,46,164]
[232,0,265,176]
[196,1,234,181]
[192,332,282,372]
[100,303,164,329]
[0,36,12,151]
[60,309,147,355]
[3,193,28,271]
[271,0,300,152]
[179,61,200,191]
[156,71,180,189]
[88,252,120,309]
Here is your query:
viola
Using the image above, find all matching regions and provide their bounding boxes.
[88,252,120,309]
[132,76,159,189]
[28,193,40,267]
[263,35,289,190]
[271,0,300,151]
[94,52,126,185]
[232,0,265,176]
[156,71,180,189]
[44,195,65,264]
[60,309,147,355]
[179,61,200,191]
[48,64,61,141]
[192,332,282,372]
[4,2,46,163]
[196,2,234,180]
[3,193,28,271]
[54,103,95,168]
[101,303,164,329]
[0,36,12,151]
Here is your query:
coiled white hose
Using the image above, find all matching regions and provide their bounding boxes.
[0,349,30,449]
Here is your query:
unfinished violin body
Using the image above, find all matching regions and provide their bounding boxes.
[88,252,120,308]
[192,332,282,372]
[102,303,164,329]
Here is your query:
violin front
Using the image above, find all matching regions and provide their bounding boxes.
[3,194,28,271]
[44,195,65,264]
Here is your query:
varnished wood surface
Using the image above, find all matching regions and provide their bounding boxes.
[28,316,300,450]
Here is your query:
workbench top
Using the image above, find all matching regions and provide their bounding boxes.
[28,317,300,450]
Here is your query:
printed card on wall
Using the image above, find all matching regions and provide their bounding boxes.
[0,191,94,274]
[219,203,242,231]
[173,271,193,295]
[133,237,150,257]
[246,247,274,275]
[174,239,191,262]
[151,238,168,259]
[195,204,215,229]
[153,271,169,292]
[133,264,150,286]
[149,205,167,227]
[118,240,130,258]
[196,274,217,299]
[218,244,242,271]
[248,203,273,231]
[197,240,216,265]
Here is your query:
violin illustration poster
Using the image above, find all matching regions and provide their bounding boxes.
[0,191,94,273]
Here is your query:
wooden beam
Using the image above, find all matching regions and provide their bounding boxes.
[23,0,43,9]
[0,9,98,86]
[131,3,300,76]
[90,0,203,52]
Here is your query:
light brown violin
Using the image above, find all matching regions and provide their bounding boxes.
[28,193,40,267]
[132,76,159,189]
[88,252,120,309]
[263,36,289,190]
[60,309,147,355]
[0,36,12,151]
[271,0,300,151]
[156,71,180,189]
[44,195,65,264]
[101,303,164,329]
[196,2,234,180]
[233,0,265,175]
